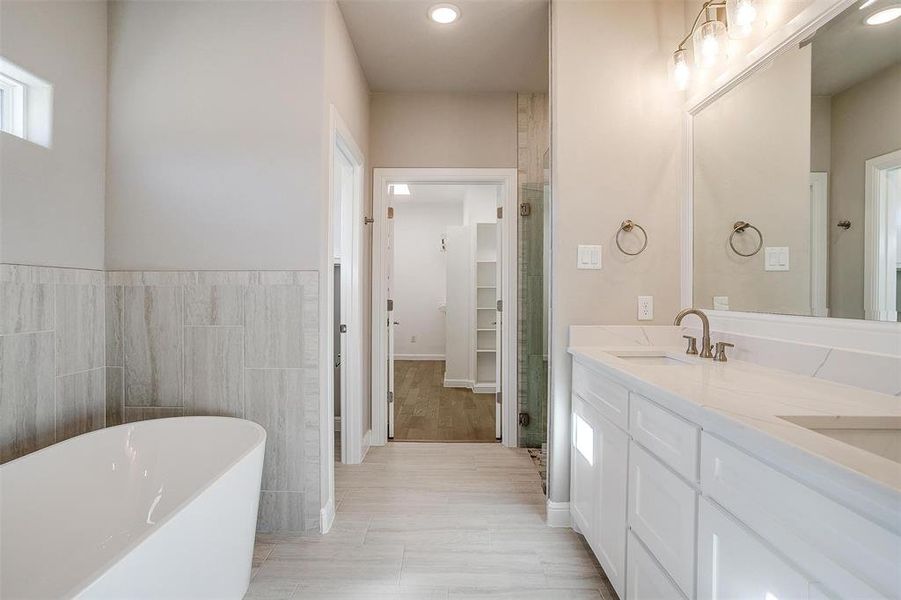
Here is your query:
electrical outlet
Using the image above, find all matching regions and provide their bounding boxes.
[638,296,653,321]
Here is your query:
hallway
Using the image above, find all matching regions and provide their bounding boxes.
[247,443,613,599]
[394,361,497,442]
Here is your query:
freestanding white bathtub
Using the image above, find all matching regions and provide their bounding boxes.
[0,417,266,599]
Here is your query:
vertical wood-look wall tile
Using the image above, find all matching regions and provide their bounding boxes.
[245,286,305,368]
[185,326,244,417]
[56,368,105,442]
[0,332,55,462]
[257,491,309,532]
[56,284,104,375]
[124,406,185,422]
[185,285,244,326]
[245,368,315,492]
[0,283,54,334]
[106,285,124,366]
[106,366,124,427]
[124,286,184,406]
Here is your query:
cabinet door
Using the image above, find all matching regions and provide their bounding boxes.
[593,412,629,598]
[628,442,697,597]
[571,395,600,542]
[698,497,811,600]
[627,532,685,600]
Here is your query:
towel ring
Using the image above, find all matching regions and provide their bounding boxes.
[615,220,648,256]
[729,221,763,257]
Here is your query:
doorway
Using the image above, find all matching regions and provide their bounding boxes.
[864,148,901,322]
[372,169,518,447]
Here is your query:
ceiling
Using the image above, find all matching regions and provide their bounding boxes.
[337,0,549,93]
[810,0,901,96]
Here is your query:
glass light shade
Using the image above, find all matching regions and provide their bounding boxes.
[671,50,691,91]
[692,19,727,68]
[726,0,758,38]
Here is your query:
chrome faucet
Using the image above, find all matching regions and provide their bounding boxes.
[674,308,713,358]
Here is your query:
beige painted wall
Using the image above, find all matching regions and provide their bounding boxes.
[106,0,327,270]
[693,44,813,316]
[0,0,107,270]
[811,95,832,173]
[829,63,901,319]
[549,0,685,503]
[370,92,517,168]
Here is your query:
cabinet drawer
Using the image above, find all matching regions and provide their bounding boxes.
[630,393,699,481]
[698,497,811,600]
[628,442,697,598]
[626,532,686,600]
[572,360,629,429]
[700,433,898,598]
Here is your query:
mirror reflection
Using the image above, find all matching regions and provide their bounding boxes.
[693,1,901,321]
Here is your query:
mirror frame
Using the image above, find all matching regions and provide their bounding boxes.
[680,0,901,353]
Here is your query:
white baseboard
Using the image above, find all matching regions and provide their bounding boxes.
[320,496,336,534]
[546,500,571,528]
[472,383,496,394]
[334,416,341,432]
[443,377,474,389]
[395,353,445,361]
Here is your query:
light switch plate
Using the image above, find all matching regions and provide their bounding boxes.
[577,245,602,270]
[713,296,730,311]
[764,247,790,271]
[637,296,653,320]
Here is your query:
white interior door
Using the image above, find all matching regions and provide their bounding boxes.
[495,194,503,440]
[387,204,396,439]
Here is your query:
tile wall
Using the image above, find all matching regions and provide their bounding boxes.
[1,265,321,532]
[0,265,106,462]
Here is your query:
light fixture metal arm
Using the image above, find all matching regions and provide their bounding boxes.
[678,0,727,49]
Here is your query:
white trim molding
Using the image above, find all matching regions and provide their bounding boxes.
[546,500,572,528]
[372,168,519,448]
[394,353,446,361]
[680,0,901,351]
[320,497,336,535]
[810,172,829,318]
[864,149,901,322]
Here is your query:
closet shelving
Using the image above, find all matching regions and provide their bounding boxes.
[474,223,498,393]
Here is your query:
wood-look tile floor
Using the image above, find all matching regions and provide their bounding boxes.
[393,361,496,442]
[247,443,615,599]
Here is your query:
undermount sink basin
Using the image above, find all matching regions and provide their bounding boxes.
[613,351,696,366]
[779,415,901,464]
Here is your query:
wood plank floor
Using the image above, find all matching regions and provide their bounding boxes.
[247,443,614,599]
[393,361,496,442]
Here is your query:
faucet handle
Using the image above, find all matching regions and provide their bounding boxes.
[713,341,734,362]
[682,335,698,355]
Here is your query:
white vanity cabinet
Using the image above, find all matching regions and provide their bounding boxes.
[568,355,901,600]
[571,392,629,597]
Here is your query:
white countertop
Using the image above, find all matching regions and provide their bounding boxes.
[568,343,901,532]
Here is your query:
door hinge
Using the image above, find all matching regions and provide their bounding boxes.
[497,206,503,219]
[519,202,531,217]
[387,206,395,219]
[387,298,394,311]
[497,299,503,312]
[339,323,347,333]
[388,391,394,402]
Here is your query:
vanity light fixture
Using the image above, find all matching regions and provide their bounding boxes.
[865,6,901,24]
[859,0,879,8]
[671,0,759,88]
[428,3,460,24]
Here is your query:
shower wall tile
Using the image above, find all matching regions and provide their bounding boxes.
[56,368,105,442]
[106,366,124,427]
[185,326,244,417]
[55,283,104,375]
[245,285,306,368]
[185,285,244,326]
[0,282,54,334]
[105,286,124,366]
[124,286,184,406]
[257,491,311,533]
[0,331,55,462]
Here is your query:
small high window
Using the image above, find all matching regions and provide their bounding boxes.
[0,57,52,147]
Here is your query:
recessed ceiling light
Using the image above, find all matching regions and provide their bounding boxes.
[429,3,460,24]
[865,6,901,23]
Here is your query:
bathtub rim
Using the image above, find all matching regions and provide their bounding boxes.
[0,416,267,599]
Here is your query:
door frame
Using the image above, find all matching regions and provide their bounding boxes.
[321,106,365,533]
[371,168,519,448]
[864,149,901,322]
[809,172,829,317]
